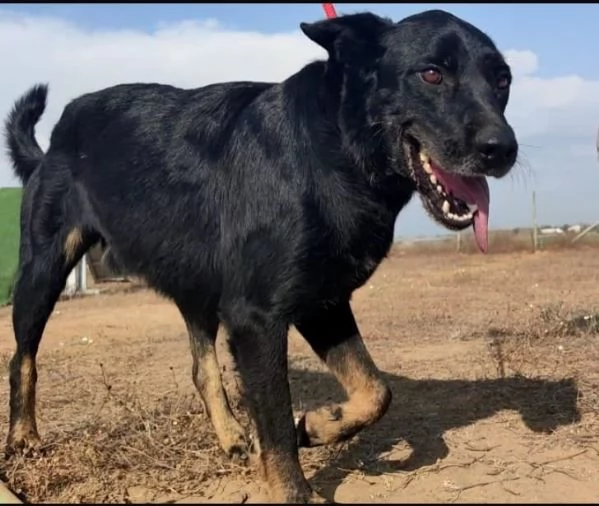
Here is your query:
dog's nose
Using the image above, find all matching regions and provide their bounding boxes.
[475,126,518,175]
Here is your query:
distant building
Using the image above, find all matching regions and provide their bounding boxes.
[540,227,564,235]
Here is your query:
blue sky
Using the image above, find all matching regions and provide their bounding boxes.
[1,3,598,239]
[7,3,599,80]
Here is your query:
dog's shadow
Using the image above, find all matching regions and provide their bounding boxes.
[288,367,581,498]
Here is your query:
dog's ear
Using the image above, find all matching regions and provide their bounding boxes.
[300,13,391,64]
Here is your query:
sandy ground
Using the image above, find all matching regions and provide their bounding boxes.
[0,247,598,503]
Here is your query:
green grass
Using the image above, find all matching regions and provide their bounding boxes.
[0,187,22,306]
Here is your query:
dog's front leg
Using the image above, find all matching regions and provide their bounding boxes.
[222,301,328,503]
[295,300,392,447]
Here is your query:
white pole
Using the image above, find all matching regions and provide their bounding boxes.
[572,221,599,244]
[77,255,87,293]
[65,267,77,295]
[74,258,86,293]
[66,257,86,295]
[79,255,87,292]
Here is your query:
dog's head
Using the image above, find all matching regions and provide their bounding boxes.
[301,9,518,253]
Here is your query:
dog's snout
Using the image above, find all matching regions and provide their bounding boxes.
[474,126,518,174]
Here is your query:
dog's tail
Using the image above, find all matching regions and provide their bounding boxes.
[4,83,48,184]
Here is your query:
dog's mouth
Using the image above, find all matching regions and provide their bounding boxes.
[405,137,490,253]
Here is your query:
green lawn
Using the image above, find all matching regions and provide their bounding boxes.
[0,187,22,305]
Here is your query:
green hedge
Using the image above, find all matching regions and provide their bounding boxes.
[0,188,22,306]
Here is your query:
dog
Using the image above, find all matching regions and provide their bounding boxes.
[4,9,517,503]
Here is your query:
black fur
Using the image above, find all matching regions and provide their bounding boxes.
[4,10,517,503]
[4,83,47,182]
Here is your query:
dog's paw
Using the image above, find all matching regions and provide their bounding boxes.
[5,431,43,459]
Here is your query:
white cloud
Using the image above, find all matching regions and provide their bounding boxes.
[0,10,598,235]
[504,49,538,77]
[0,11,326,189]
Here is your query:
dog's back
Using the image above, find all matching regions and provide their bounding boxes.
[55,81,274,152]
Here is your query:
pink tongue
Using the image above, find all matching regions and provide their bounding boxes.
[429,163,490,254]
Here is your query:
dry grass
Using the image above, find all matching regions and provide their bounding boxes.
[394,227,599,257]
[477,302,599,419]
[5,304,593,504]
[1,367,253,504]
[0,248,598,503]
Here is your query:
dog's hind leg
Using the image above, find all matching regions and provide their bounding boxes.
[7,219,96,455]
[294,300,392,447]
[179,307,249,461]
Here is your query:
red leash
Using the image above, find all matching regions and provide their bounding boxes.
[322,3,337,19]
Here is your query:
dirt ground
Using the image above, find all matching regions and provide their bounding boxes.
[1,247,598,504]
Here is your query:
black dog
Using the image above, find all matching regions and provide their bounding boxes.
[4,9,517,503]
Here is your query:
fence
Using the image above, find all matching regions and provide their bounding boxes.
[397,191,599,256]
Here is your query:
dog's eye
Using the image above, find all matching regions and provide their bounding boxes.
[420,68,443,85]
[496,72,510,90]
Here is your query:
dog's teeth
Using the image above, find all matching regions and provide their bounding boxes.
[442,200,450,214]
[468,204,478,213]
[453,212,474,222]
[430,174,437,184]
[419,152,433,174]
[437,185,443,193]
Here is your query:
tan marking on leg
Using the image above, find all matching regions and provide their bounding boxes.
[260,451,323,503]
[18,355,37,433]
[299,337,391,447]
[64,228,82,265]
[8,354,41,451]
[192,340,247,457]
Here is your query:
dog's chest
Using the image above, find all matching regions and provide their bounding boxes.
[318,216,395,295]
[340,240,390,290]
